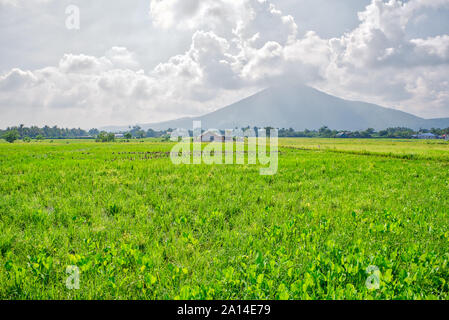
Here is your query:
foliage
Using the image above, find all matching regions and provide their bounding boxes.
[278,127,449,139]
[1,125,90,139]
[95,132,115,143]
[2,130,19,143]
[2,125,448,141]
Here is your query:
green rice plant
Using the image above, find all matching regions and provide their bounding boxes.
[0,138,448,299]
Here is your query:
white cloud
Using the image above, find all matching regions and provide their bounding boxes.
[0,46,258,128]
[0,68,38,91]
[312,0,449,117]
[411,35,449,60]
[149,0,297,46]
[58,54,113,74]
[146,0,449,118]
[0,0,52,6]
[105,47,140,70]
[1,0,449,128]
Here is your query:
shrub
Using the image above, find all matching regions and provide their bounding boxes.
[2,130,19,143]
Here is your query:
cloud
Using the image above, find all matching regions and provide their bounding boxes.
[150,0,449,116]
[0,0,52,6]
[149,0,297,46]
[411,35,449,60]
[149,0,248,35]
[58,54,113,74]
[313,0,449,117]
[1,0,449,128]
[0,68,38,91]
[105,47,140,70]
[0,46,257,128]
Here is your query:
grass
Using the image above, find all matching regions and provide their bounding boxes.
[279,138,449,161]
[0,138,449,299]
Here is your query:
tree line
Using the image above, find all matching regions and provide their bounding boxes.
[2,124,449,143]
[220,126,449,139]
[0,125,91,140]
[0,125,170,143]
[277,126,449,139]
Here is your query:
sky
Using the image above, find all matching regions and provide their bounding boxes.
[1,0,449,129]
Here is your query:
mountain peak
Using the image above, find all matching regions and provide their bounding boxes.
[104,85,449,132]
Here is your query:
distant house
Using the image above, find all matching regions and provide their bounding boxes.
[444,134,449,141]
[412,133,437,139]
[114,133,124,138]
[336,132,350,138]
[195,129,224,142]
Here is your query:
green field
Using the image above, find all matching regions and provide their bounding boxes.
[1,138,449,299]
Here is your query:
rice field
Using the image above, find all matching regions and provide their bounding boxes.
[1,138,449,299]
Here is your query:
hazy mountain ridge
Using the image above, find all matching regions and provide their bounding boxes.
[102,85,449,132]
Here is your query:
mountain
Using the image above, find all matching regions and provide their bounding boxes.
[102,85,449,131]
